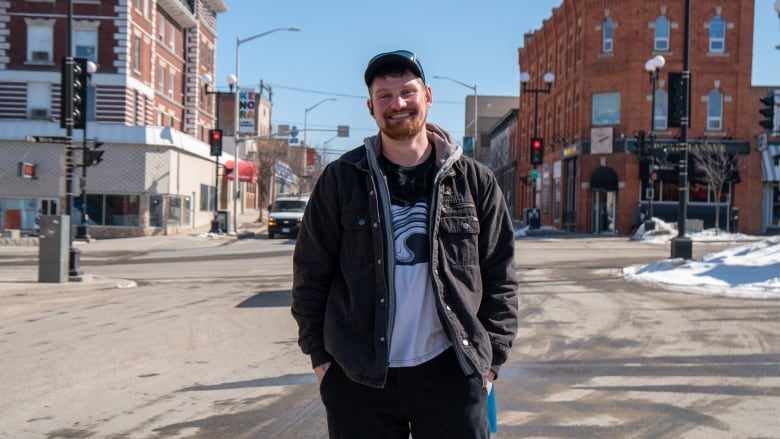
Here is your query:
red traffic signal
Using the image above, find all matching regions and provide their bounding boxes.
[209,129,223,156]
[530,137,543,165]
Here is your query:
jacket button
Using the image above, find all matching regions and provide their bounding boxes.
[379,298,385,304]
[462,223,470,230]
[446,305,451,311]
[373,222,378,228]
[358,219,366,226]
[462,339,469,346]
[377,259,382,265]
[380,337,386,342]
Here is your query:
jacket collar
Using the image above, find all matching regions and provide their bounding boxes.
[356,123,463,172]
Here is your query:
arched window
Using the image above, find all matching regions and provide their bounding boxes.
[603,18,613,53]
[709,16,726,53]
[654,16,670,51]
[707,89,723,130]
[653,89,668,130]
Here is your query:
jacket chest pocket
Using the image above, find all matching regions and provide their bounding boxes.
[340,209,374,269]
[439,215,480,265]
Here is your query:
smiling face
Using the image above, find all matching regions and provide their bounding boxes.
[367,70,432,141]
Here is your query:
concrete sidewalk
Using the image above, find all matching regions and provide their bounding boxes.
[0,210,268,293]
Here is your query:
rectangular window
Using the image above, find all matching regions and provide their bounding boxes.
[168,22,175,48]
[27,82,51,119]
[707,91,723,130]
[200,184,216,211]
[27,24,53,63]
[654,89,668,130]
[158,15,165,42]
[709,17,726,53]
[169,71,175,98]
[591,92,621,126]
[74,29,97,62]
[133,36,140,71]
[602,19,613,53]
[105,195,140,226]
[158,65,165,92]
[134,0,141,11]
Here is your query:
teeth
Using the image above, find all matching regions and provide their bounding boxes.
[389,113,412,120]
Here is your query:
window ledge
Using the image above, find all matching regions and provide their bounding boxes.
[24,60,54,66]
[706,51,729,57]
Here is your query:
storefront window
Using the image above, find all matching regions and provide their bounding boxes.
[167,195,191,227]
[105,195,140,226]
[150,195,163,228]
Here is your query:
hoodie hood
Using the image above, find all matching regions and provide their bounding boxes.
[362,123,462,170]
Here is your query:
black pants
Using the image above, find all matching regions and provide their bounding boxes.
[319,348,489,439]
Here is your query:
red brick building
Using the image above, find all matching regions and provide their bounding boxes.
[516,0,769,235]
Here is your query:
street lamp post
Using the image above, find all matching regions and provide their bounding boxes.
[775,0,780,49]
[520,71,555,229]
[644,55,665,222]
[433,75,477,154]
[303,98,337,147]
[203,73,236,233]
[671,0,693,259]
[233,27,299,233]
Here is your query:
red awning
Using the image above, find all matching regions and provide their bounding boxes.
[223,160,257,183]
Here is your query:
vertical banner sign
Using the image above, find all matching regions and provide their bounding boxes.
[773,90,780,137]
[238,90,256,134]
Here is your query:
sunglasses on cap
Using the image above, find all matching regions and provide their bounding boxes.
[364,50,426,86]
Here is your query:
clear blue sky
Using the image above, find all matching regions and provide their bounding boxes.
[214,0,780,158]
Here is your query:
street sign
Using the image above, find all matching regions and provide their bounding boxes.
[26,135,70,143]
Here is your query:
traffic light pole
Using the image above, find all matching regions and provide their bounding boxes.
[522,79,552,229]
[75,122,90,241]
[64,0,82,278]
[204,85,231,234]
[671,0,693,260]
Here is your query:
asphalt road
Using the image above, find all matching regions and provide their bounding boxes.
[1,236,778,438]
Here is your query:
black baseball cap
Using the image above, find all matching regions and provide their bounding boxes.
[364,50,425,87]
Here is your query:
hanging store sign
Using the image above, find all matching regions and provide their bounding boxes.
[238,90,256,134]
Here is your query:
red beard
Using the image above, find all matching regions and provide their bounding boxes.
[380,111,425,141]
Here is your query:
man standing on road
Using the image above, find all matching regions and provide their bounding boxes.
[291,50,519,439]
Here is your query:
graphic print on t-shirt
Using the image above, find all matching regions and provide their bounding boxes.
[391,202,429,265]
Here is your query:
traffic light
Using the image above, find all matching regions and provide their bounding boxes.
[60,57,89,129]
[84,149,104,166]
[209,129,223,156]
[759,91,777,133]
[635,130,646,155]
[530,137,543,165]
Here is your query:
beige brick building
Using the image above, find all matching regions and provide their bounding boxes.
[0,0,238,237]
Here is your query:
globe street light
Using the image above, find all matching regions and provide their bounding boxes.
[232,26,299,233]
[520,70,555,229]
[303,98,337,146]
[644,54,665,221]
[202,73,236,233]
[433,75,478,153]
